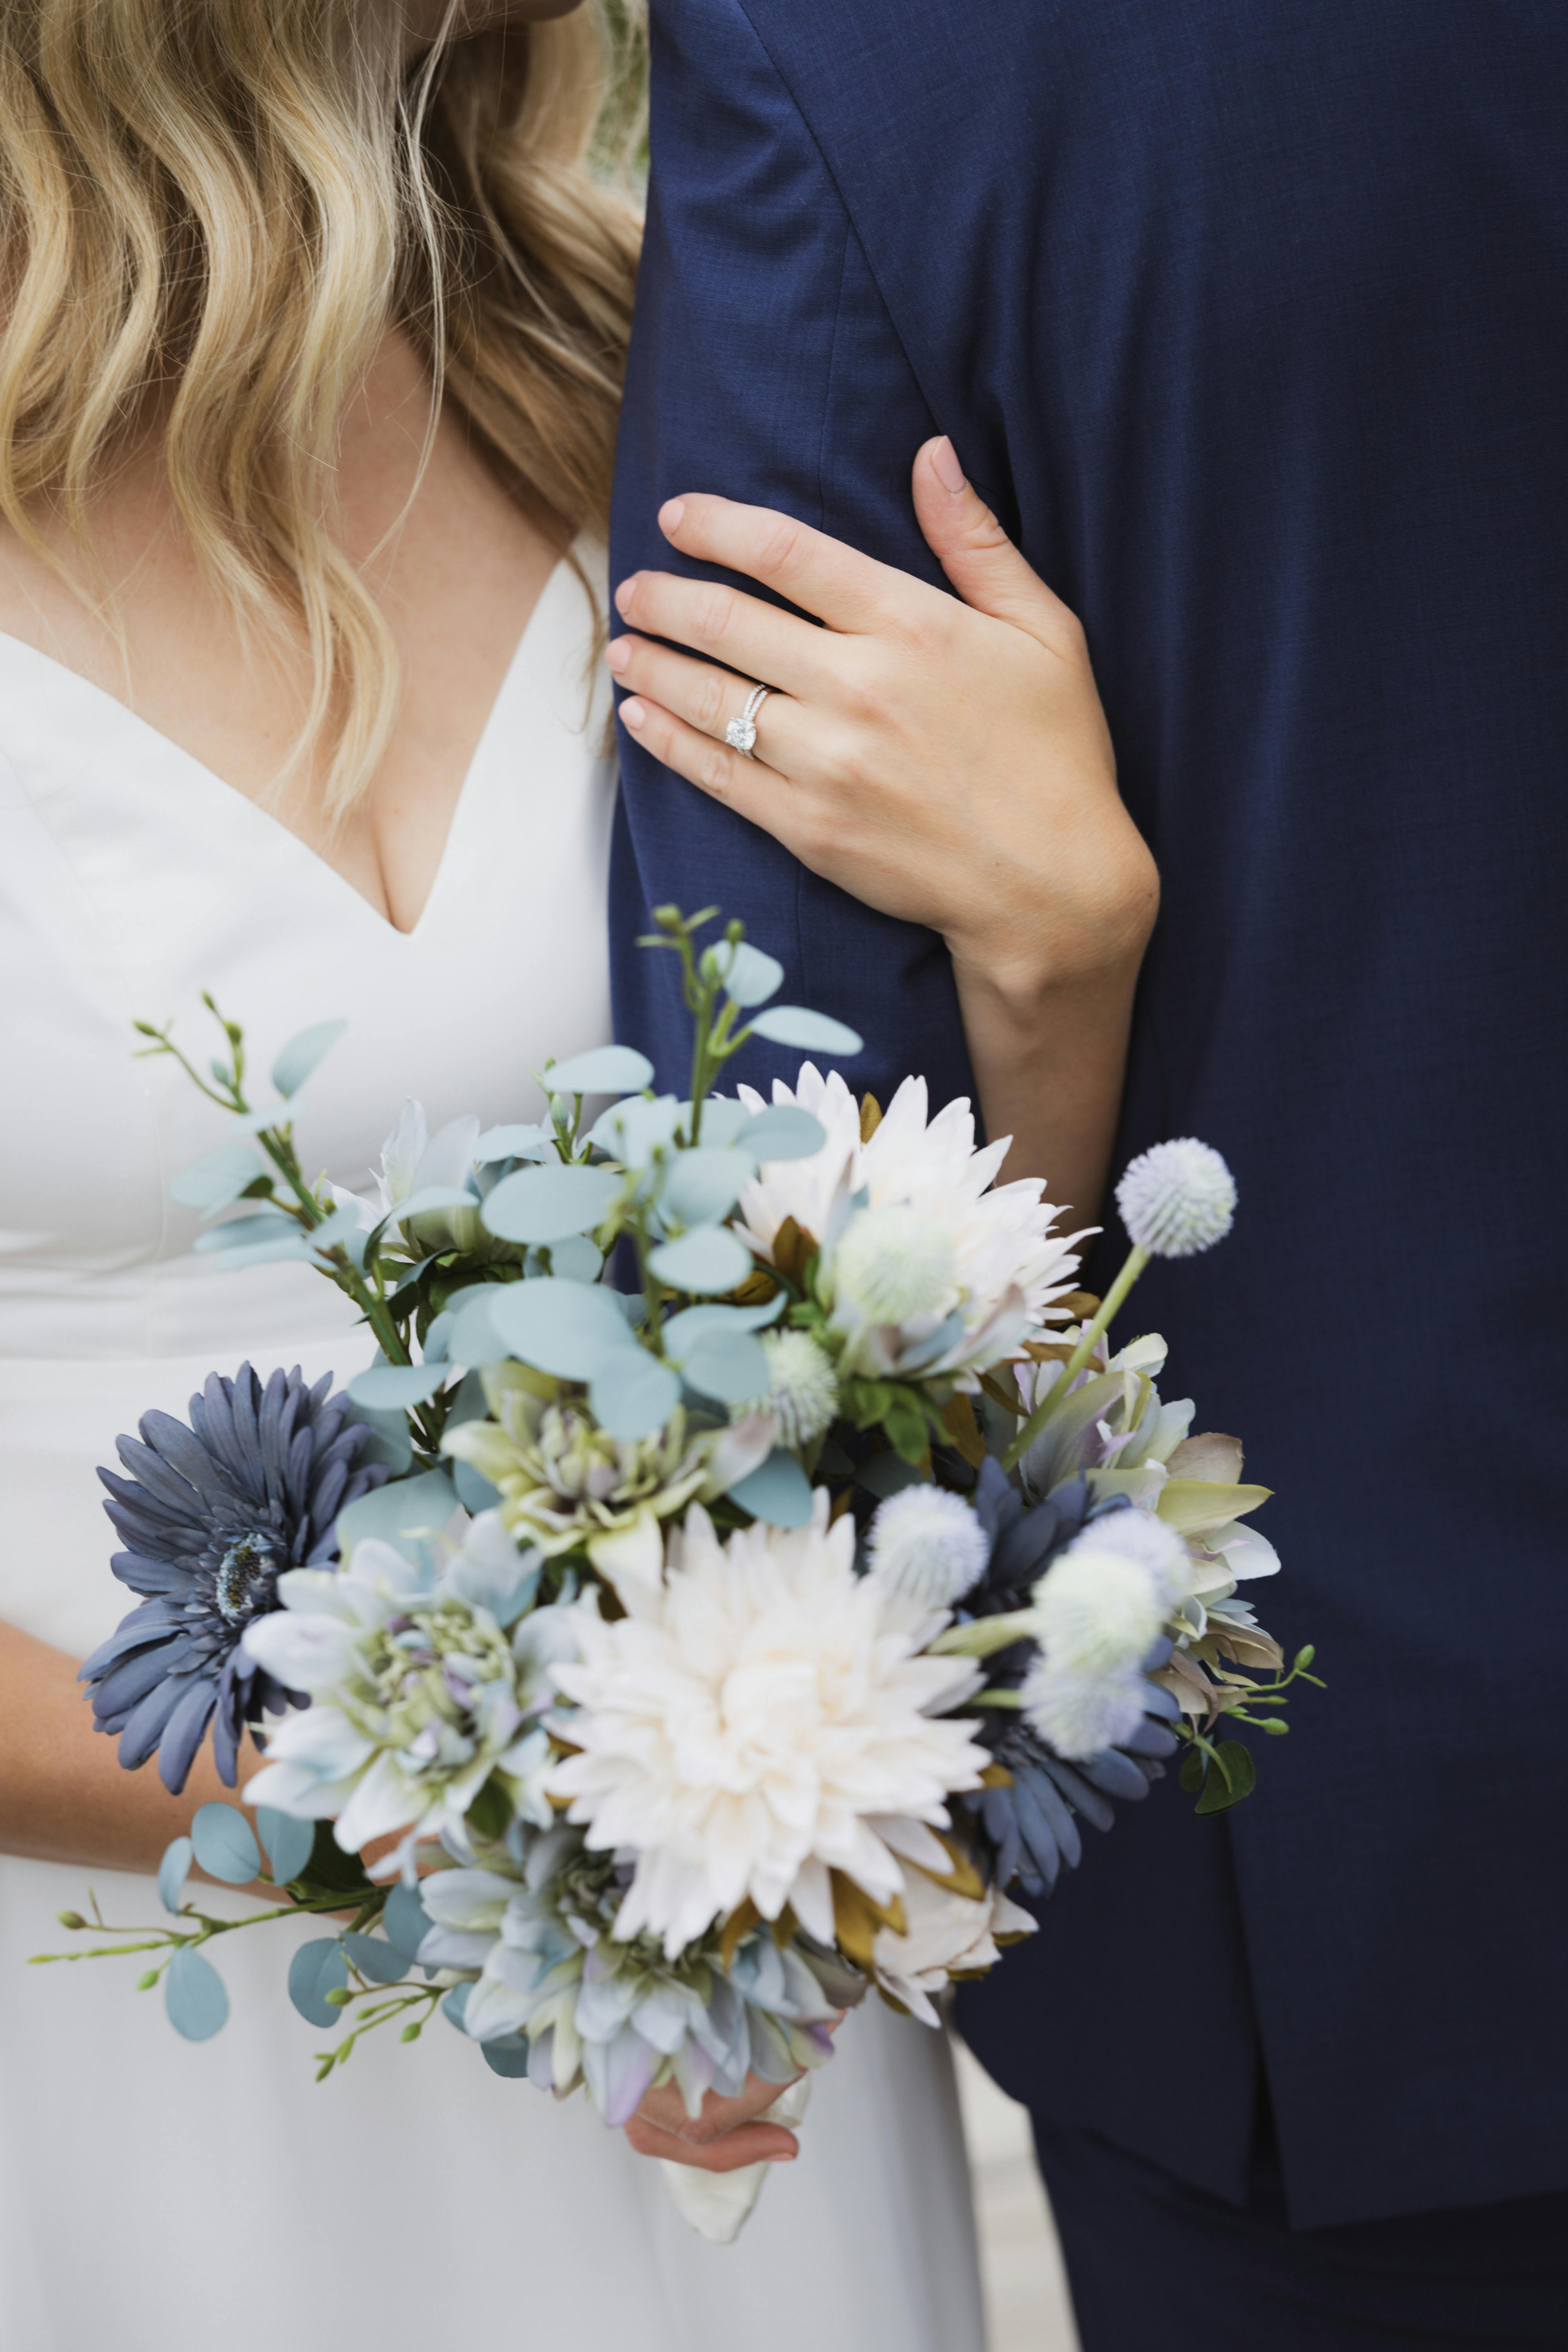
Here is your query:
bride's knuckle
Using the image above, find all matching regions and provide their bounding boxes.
[691,583,737,647]
[752,513,807,580]
[693,668,730,733]
[700,741,735,798]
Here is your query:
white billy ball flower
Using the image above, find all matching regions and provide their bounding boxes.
[866,1485,992,1607]
[1020,1509,1186,1760]
[831,1203,956,1325]
[737,1328,840,1450]
[1115,1138,1236,1258]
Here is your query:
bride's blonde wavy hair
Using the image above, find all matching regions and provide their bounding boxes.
[0,0,643,819]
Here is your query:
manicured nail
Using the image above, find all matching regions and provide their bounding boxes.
[659,497,687,535]
[620,698,647,730]
[614,576,636,615]
[930,436,967,494]
[604,637,630,671]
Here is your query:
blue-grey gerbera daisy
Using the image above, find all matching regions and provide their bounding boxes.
[80,1365,387,1793]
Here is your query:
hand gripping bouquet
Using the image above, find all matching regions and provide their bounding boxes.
[36,908,1317,2241]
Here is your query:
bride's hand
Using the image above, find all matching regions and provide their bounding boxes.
[625,2067,804,2172]
[606,437,1158,1009]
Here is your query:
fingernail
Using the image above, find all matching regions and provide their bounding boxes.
[604,637,630,672]
[931,436,967,494]
[613,576,636,615]
[620,698,646,730]
[659,497,686,536]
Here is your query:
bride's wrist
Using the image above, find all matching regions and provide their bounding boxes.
[947,862,1158,1020]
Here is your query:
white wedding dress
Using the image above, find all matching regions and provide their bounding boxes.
[0,556,985,2352]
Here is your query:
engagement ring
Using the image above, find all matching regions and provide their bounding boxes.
[725,682,771,758]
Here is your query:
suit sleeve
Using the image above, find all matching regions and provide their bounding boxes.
[608,0,974,1111]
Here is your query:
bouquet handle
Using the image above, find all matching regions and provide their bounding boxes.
[659,2076,812,2243]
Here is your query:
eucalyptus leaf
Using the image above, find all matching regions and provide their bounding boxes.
[648,1224,753,1296]
[481,2034,532,2079]
[288,1938,350,2028]
[544,1044,655,1096]
[443,1367,492,1430]
[662,1299,785,1351]
[337,1470,459,1564]
[685,1098,752,1147]
[342,1397,414,1474]
[482,1162,623,1245]
[491,1277,635,1379]
[441,1982,472,2030]
[713,940,785,1008]
[157,1836,192,1915]
[474,1123,553,1165]
[193,1210,295,1253]
[727,1448,815,1527]
[165,1946,229,2042]
[680,1326,770,1405]
[169,1142,264,1211]
[257,1808,314,1886]
[272,1017,348,1098]
[736,1105,828,1161]
[347,1360,450,1411]
[452,1459,503,1514]
[223,1102,298,1137]
[341,1931,410,1986]
[1194,1739,1258,1815]
[374,1185,477,1236]
[446,1292,507,1369]
[588,1094,683,1166]
[746,1006,862,1056]
[548,1235,604,1283]
[190,1802,261,1886]
[382,1882,433,1963]
[207,1234,321,1269]
[659,1147,755,1229]
[589,1351,682,1441]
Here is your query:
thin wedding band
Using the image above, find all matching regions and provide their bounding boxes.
[725,682,771,759]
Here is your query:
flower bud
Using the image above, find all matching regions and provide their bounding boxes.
[866,1484,991,1607]
[1115,1138,1236,1258]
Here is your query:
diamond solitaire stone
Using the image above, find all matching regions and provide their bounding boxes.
[725,717,757,753]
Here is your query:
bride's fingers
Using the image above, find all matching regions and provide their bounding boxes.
[655,492,919,636]
[606,635,812,771]
[911,436,1086,657]
[624,2113,800,2170]
[613,564,840,704]
[618,691,808,849]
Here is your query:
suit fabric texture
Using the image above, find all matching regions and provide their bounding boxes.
[609,0,1568,2235]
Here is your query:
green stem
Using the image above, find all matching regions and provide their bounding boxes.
[929,1605,1042,1659]
[1001,1244,1150,1473]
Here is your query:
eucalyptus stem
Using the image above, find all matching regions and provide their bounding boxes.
[929,1605,1042,1659]
[1001,1244,1150,1473]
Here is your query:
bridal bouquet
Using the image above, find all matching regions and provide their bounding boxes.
[36,906,1314,2239]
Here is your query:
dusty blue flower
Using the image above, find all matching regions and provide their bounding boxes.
[80,1365,386,1793]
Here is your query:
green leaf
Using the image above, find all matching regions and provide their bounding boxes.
[1178,1747,1206,1795]
[190,1802,261,1885]
[347,1361,450,1411]
[336,1470,460,1565]
[157,1836,193,1914]
[589,1352,682,1440]
[734,1105,828,1162]
[289,1821,376,1902]
[481,1162,623,1245]
[165,1946,229,2041]
[679,1325,769,1405]
[746,1006,862,1056]
[1194,1739,1258,1815]
[341,1932,409,1986]
[288,1938,350,2027]
[257,1807,314,1886]
[713,940,784,1008]
[659,1147,755,1228]
[544,1044,655,1096]
[727,1448,814,1527]
[272,1018,348,1098]
[490,1276,635,1380]
[169,1142,264,1211]
[647,1223,753,1295]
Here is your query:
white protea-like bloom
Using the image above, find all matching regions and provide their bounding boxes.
[735,1328,840,1450]
[1020,1509,1187,1760]
[547,1494,988,1960]
[866,1484,991,1607]
[733,1064,1085,1383]
[871,1870,1037,2027]
[1115,1138,1236,1258]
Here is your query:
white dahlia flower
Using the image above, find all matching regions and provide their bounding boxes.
[547,1494,988,1960]
[1020,1509,1187,1760]
[866,1484,992,1607]
[733,1065,1086,1383]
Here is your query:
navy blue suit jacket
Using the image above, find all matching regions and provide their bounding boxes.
[609,0,1568,2228]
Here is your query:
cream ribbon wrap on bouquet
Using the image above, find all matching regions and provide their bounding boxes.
[659,2076,812,2243]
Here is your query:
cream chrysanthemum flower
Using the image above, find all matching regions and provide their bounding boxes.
[547,1495,988,1960]
[733,1064,1085,1382]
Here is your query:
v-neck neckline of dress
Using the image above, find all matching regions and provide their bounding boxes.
[0,551,572,942]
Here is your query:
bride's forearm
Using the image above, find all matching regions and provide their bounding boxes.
[950,920,1153,1232]
[0,1617,265,1876]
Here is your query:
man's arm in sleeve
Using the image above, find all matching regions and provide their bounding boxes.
[608,0,974,1109]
